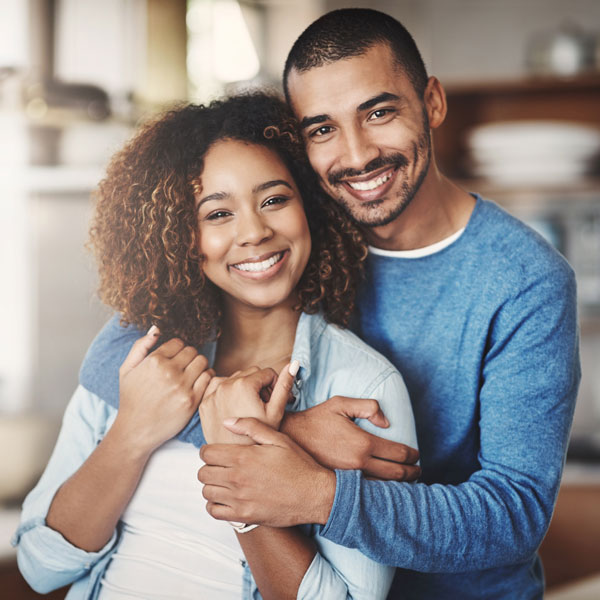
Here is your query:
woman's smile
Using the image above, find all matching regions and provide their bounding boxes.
[230,250,289,278]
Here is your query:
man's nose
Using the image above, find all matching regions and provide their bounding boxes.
[236,210,273,246]
[339,127,379,172]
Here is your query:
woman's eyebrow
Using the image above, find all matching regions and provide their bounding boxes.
[196,191,229,209]
[252,180,293,194]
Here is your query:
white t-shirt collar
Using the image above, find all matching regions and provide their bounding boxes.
[368,227,465,259]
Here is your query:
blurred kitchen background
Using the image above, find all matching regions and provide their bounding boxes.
[1,0,600,597]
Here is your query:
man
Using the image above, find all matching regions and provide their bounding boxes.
[197,9,579,598]
[82,8,579,599]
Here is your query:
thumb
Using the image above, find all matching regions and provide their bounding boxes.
[338,397,390,429]
[223,417,290,447]
[265,360,299,427]
[120,325,160,373]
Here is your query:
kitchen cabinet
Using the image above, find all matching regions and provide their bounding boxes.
[434,74,600,179]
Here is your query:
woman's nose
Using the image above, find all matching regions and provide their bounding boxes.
[236,211,273,246]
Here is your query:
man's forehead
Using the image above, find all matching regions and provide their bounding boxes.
[287,47,411,120]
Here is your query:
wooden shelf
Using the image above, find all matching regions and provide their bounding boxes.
[434,75,600,179]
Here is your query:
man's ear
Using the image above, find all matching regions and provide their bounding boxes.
[424,76,447,130]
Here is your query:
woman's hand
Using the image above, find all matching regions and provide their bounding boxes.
[199,361,299,445]
[114,326,214,456]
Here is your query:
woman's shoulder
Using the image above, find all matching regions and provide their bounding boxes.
[296,312,403,399]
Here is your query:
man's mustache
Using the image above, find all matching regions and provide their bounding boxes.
[327,153,409,186]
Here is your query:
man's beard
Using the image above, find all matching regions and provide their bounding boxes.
[327,118,432,228]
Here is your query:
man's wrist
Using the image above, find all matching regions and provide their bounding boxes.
[280,410,298,439]
[313,467,336,525]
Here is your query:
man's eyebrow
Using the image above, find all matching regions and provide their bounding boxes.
[298,114,330,131]
[298,93,402,130]
[253,179,293,194]
[357,92,401,112]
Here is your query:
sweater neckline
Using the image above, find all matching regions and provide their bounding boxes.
[368,194,482,259]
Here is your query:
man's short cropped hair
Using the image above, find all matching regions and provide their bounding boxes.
[283,8,429,102]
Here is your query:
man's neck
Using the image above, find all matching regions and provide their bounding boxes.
[365,167,476,252]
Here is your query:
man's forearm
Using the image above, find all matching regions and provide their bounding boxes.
[321,468,554,573]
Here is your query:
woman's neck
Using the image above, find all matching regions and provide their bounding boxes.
[214,299,301,377]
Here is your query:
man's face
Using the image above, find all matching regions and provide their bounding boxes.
[287,43,431,227]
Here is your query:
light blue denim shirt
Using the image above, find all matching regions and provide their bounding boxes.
[13,311,418,599]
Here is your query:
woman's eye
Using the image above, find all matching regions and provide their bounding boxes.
[205,210,232,221]
[310,125,333,138]
[262,196,289,208]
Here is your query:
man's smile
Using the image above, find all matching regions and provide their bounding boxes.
[339,166,399,202]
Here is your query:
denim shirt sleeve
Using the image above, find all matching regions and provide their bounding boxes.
[297,370,416,599]
[12,385,119,594]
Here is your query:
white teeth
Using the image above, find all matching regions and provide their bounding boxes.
[348,172,392,191]
[233,252,282,273]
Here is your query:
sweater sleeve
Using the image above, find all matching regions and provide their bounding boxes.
[320,264,580,572]
[12,386,119,593]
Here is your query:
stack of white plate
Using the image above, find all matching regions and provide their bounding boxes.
[465,120,600,185]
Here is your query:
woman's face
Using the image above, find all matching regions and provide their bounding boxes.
[195,139,311,312]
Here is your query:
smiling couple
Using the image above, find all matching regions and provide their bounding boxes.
[15,8,579,600]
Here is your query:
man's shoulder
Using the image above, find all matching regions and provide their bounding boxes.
[468,197,575,282]
[78,314,143,405]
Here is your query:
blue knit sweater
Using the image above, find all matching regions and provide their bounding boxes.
[321,197,580,598]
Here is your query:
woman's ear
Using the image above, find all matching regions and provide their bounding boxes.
[424,76,447,130]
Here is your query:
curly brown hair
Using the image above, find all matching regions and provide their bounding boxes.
[89,92,367,347]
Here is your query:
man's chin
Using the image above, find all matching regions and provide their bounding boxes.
[337,195,411,228]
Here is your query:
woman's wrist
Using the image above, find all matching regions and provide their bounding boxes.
[105,418,156,463]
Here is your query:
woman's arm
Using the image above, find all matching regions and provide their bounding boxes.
[200,367,413,599]
[15,385,118,593]
[46,330,212,551]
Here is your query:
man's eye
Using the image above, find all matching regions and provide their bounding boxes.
[205,210,231,221]
[369,108,393,120]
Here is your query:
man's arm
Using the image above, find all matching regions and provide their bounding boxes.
[199,265,580,572]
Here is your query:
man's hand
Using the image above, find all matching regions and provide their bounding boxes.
[198,418,336,527]
[282,396,420,481]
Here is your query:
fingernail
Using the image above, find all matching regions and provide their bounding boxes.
[223,417,238,427]
[147,325,159,336]
[288,360,300,377]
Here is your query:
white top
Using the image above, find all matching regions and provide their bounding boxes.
[98,439,244,600]
[368,227,465,259]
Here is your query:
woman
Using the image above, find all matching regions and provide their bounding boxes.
[14,93,417,599]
